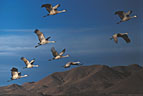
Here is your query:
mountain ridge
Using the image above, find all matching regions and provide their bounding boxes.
[0,64,143,96]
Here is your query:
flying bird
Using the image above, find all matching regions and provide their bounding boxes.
[49,47,70,61]
[21,57,39,69]
[7,67,28,82]
[34,29,56,48]
[63,61,82,68]
[115,10,137,24]
[41,3,67,17]
[110,33,131,43]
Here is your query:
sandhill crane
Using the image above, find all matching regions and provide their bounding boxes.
[41,3,67,17]
[115,10,137,24]
[21,57,39,69]
[49,47,70,61]
[7,67,28,82]
[34,29,56,48]
[110,33,131,43]
[63,61,82,68]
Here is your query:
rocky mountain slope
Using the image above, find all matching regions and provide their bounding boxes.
[0,64,143,96]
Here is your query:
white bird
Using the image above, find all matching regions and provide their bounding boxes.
[115,10,137,24]
[21,57,39,69]
[49,47,70,61]
[41,3,67,17]
[110,33,131,43]
[63,61,82,68]
[8,67,28,82]
[34,29,56,48]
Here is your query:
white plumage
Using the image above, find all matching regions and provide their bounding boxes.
[110,33,131,43]
[115,10,137,24]
[21,57,39,69]
[49,47,70,61]
[64,61,82,68]
[8,67,28,82]
[34,29,56,48]
[41,3,67,17]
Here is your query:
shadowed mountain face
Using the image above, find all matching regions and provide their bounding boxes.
[0,64,143,96]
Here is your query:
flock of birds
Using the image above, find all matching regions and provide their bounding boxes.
[7,3,137,82]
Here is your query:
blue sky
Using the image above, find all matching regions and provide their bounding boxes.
[0,0,142,86]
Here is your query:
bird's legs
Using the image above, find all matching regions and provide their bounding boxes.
[117,21,122,24]
[43,14,49,17]
[48,58,55,61]
[23,67,27,69]
[7,79,12,82]
[35,43,41,48]
[7,78,13,82]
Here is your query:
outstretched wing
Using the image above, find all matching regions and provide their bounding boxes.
[11,67,18,72]
[113,34,118,43]
[125,10,132,16]
[53,4,60,10]
[34,29,46,42]
[51,47,59,57]
[122,34,131,43]
[18,72,21,76]
[21,57,30,66]
[30,59,35,65]
[59,49,66,56]
[46,36,51,41]
[115,11,125,19]
[41,4,52,13]
[11,67,18,77]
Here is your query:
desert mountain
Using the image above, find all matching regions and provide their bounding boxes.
[0,64,143,96]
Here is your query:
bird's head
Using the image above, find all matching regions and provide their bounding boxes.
[133,15,137,18]
[66,54,70,57]
[62,10,67,12]
[125,32,128,35]
[24,75,28,77]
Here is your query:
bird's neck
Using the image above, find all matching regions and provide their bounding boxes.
[48,41,56,43]
[21,75,28,78]
[74,61,80,64]
[131,15,137,18]
[63,54,69,58]
[57,10,66,13]
[33,65,39,67]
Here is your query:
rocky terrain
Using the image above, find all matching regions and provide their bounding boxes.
[0,64,143,96]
